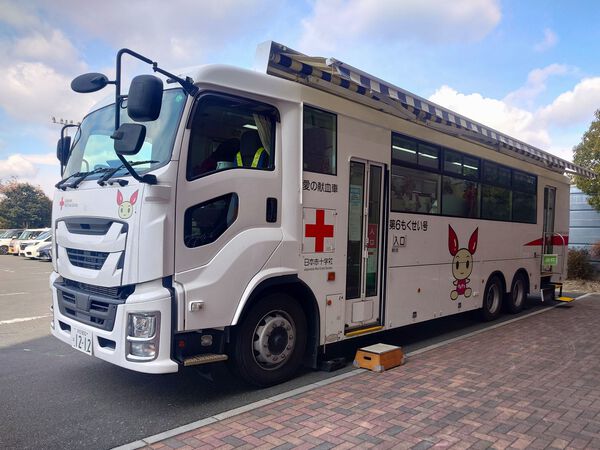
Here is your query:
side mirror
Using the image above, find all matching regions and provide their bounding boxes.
[56,136,71,166]
[71,73,109,93]
[127,75,163,121]
[112,123,146,155]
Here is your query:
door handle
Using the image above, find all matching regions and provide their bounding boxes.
[266,197,277,223]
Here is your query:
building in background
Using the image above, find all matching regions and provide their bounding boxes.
[569,185,600,255]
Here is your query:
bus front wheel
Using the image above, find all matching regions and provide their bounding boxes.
[231,293,307,387]
[481,276,503,321]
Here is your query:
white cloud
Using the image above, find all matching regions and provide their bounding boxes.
[299,0,501,53]
[428,75,600,163]
[429,85,551,149]
[14,29,82,71]
[534,28,558,52]
[0,0,40,30]
[0,5,94,128]
[0,61,100,124]
[38,0,274,68]
[0,152,59,195]
[537,77,600,126]
[503,64,573,108]
[0,154,38,178]
[21,152,57,166]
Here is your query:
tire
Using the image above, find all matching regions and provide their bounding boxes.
[0,246,7,255]
[481,276,503,321]
[231,293,307,387]
[506,273,527,314]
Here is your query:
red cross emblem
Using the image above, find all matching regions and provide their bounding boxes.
[59,197,65,210]
[305,209,334,253]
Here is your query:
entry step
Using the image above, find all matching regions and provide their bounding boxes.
[354,343,405,373]
[556,296,575,303]
[183,353,228,366]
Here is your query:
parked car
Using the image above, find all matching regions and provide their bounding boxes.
[23,232,53,258]
[8,228,49,255]
[36,242,52,261]
[0,229,24,255]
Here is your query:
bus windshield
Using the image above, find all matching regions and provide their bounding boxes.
[63,88,187,180]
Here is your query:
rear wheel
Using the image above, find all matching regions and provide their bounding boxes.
[0,246,7,255]
[231,293,307,387]
[506,273,527,314]
[481,276,503,321]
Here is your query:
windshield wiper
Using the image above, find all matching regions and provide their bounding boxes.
[97,160,158,186]
[55,171,86,190]
[70,167,113,188]
[56,167,112,190]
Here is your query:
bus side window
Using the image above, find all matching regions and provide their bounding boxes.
[184,194,239,248]
[303,106,336,175]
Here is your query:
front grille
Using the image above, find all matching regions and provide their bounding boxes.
[64,218,121,236]
[55,279,130,331]
[66,248,109,270]
[64,278,133,299]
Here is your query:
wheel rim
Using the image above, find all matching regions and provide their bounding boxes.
[486,282,501,314]
[252,310,296,370]
[512,279,524,308]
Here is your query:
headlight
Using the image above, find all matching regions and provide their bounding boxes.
[126,312,160,361]
[129,342,156,358]
[128,313,157,338]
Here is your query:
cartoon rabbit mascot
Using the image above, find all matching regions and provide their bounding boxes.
[117,189,139,220]
[449,225,478,301]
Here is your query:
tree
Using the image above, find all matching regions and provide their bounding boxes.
[573,109,600,210]
[0,180,52,228]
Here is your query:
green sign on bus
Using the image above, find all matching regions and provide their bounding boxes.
[543,254,558,266]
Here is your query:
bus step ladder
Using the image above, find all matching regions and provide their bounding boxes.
[547,282,575,303]
[183,353,228,366]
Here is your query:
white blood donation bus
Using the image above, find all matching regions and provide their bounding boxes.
[49,42,592,386]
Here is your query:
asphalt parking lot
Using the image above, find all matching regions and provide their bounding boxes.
[0,254,53,348]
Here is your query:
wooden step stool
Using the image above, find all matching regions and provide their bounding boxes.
[353,343,405,373]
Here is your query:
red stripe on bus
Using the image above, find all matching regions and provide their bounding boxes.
[524,236,569,246]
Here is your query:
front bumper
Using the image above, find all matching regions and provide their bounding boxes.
[50,272,178,374]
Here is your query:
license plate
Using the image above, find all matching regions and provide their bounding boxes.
[72,328,93,355]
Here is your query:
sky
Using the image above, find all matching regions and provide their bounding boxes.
[0,0,599,196]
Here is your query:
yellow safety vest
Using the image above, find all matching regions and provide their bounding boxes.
[236,147,266,168]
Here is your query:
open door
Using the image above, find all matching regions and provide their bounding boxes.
[542,186,556,274]
[345,159,385,331]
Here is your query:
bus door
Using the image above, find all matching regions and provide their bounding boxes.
[345,159,385,331]
[542,186,557,273]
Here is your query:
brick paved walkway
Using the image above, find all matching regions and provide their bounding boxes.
[145,296,600,449]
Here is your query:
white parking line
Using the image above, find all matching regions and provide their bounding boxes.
[0,314,50,325]
[0,292,27,297]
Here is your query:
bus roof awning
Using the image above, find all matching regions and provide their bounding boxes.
[257,41,594,178]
